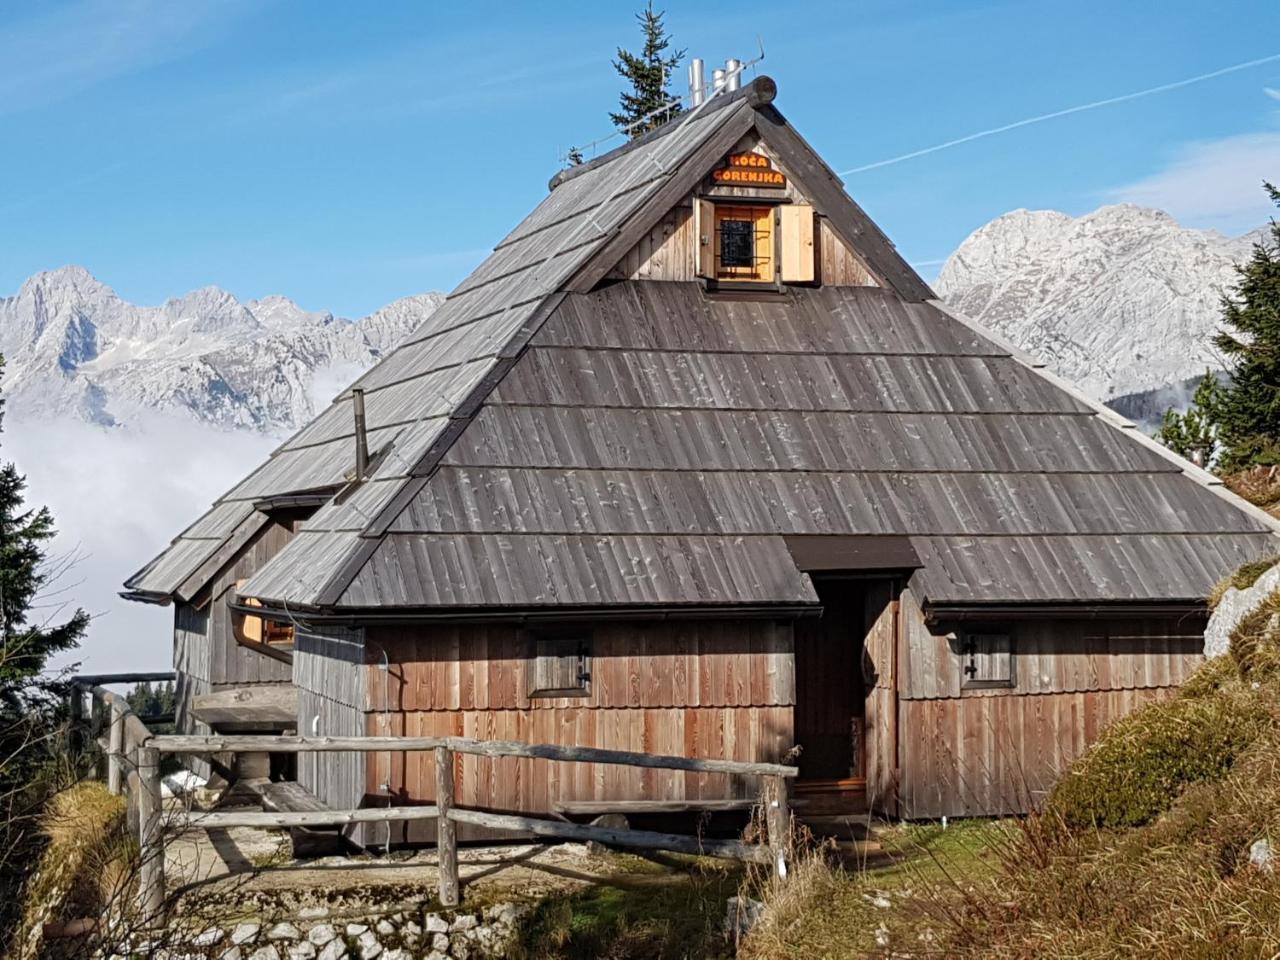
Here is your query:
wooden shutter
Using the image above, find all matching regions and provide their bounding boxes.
[963,633,1014,687]
[780,203,816,283]
[695,198,716,278]
[530,636,590,697]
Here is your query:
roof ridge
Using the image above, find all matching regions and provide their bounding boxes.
[927,298,1280,538]
[547,76,777,191]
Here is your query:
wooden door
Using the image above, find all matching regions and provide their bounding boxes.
[793,580,867,781]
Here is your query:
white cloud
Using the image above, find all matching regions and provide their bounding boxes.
[5,412,277,673]
[1266,88,1280,102]
[1106,126,1280,235]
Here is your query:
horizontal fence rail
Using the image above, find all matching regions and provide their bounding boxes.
[149,734,800,777]
[69,674,796,922]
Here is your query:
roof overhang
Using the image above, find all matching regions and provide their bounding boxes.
[783,534,922,574]
[923,600,1210,624]
[228,597,822,627]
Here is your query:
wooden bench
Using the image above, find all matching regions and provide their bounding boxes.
[551,798,757,817]
[249,780,344,857]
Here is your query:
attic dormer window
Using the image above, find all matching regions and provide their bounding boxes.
[714,205,774,282]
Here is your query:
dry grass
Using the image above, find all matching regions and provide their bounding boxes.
[11,781,132,960]
[1225,465,1280,516]
[739,819,1006,959]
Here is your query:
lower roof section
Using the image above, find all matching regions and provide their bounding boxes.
[908,533,1278,606]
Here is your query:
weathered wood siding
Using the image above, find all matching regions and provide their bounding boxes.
[360,619,794,838]
[899,687,1179,817]
[204,519,296,687]
[294,628,366,821]
[862,580,898,816]
[819,219,877,286]
[894,588,1205,817]
[172,518,297,753]
[607,205,696,282]
[174,602,214,778]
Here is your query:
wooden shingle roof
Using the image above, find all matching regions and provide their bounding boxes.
[127,77,1279,614]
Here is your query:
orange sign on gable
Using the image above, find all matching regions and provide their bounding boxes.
[711,152,786,188]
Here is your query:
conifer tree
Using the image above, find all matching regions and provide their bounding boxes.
[1157,371,1222,466]
[0,378,88,697]
[610,2,685,138]
[1210,182,1280,471]
[0,358,87,945]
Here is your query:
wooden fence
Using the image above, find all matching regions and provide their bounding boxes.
[70,675,797,923]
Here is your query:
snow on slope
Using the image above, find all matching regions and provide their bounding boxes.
[936,204,1258,402]
[0,266,444,431]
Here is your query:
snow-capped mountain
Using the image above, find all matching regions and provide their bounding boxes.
[936,204,1259,402]
[0,266,443,431]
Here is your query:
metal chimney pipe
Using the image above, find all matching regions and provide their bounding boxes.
[725,58,742,91]
[688,58,705,106]
[712,67,726,94]
[352,387,369,480]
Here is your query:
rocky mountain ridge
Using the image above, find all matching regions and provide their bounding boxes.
[936,203,1259,403]
[0,266,443,431]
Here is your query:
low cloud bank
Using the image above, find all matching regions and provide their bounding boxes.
[5,410,278,674]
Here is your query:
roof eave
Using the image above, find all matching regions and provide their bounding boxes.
[924,599,1210,623]
[234,598,822,627]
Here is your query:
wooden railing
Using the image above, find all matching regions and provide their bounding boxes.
[70,678,797,922]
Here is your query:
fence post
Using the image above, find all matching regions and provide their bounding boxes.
[765,774,791,881]
[435,746,459,907]
[136,745,165,922]
[68,683,84,756]
[107,700,125,795]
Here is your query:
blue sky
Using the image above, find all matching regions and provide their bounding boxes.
[2,0,1279,318]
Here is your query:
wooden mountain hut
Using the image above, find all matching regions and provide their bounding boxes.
[123,76,1280,828]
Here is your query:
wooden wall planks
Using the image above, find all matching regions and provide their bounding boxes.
[366,620,795,713]
[898,686,1177,818]
[892,588,1205,817]
[897,590,1205,701]
[362,704,793,843]
[195,518,296,689]
[607,206,696,282]
[358,619,795,830]
[818,220,878,287]
[862,580,899,816]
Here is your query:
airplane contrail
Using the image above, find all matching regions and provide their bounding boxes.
[838,51,1280,177]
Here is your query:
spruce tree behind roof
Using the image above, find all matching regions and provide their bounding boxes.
[611,2,685,138]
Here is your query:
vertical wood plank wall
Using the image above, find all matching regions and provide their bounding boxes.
[294,628,366,818]
[862,581,898,816]
[360,619,795,840]
[172,518,297,752]
[895,589,1206,818]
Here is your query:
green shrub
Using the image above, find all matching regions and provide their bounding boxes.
[1047,690,1272,829]
[1177,655,1239,699]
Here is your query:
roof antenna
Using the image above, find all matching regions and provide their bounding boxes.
[352,387,370,480]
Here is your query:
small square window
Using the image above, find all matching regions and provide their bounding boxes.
[961,633,1014,689]
[719,219,756,267]
[529,635,591,698]
[713,205,774,282]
